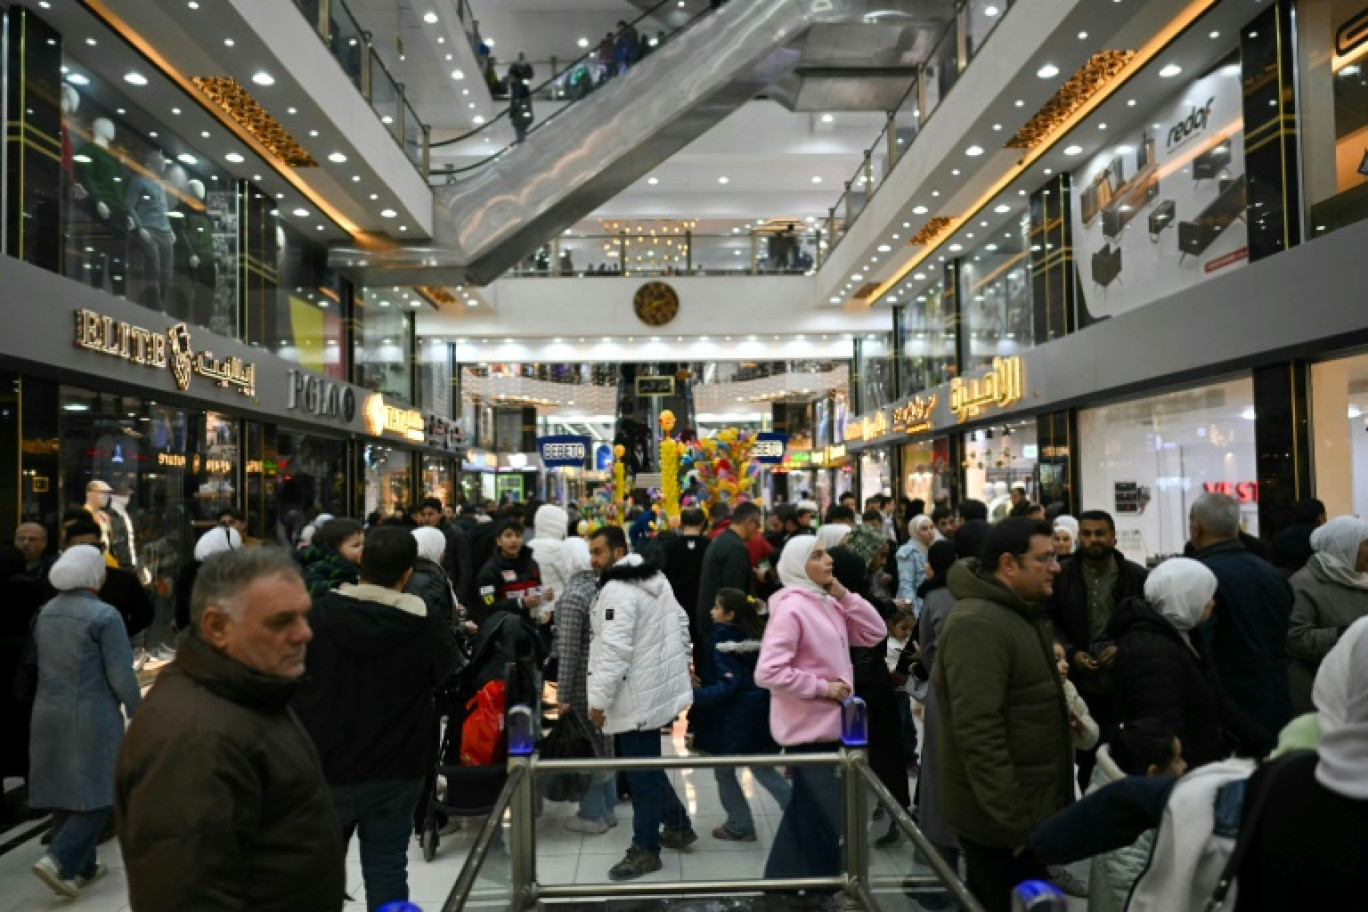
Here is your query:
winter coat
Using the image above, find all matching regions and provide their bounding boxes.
[29,590,141,811]
[100,565,155,639]
[658,532,710,644]
[299,544,360,598]
[115,633,346,912]
[933,559,1074,850]
[1286,559,1368,714]
[0,570,48,778]
[1194,540,1295,740]
[293,584,459,786]
[587,555,693,734]
[895,542,928,607]
[692,623,776,755]
[1085,745,1155,912]
[1107,597,1272,768]
[917,581,959,849]
[527,505,572,610]
[405,556,456,628]
[696,529,753,678]
[755,584,886,747]
[1047,549,1148,673]
[438,520,473,607]
[473,545,544,625]
[468,606,546,692]
[552,569,612,757]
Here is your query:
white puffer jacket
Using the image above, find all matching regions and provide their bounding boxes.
[587,554,693,734]
[528,505,572,606]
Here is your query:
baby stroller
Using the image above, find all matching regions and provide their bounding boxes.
[417,654,538,862]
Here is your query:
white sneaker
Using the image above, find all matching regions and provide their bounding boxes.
[32,854,79,898]
[1049,865,1090,897]
[565,815,609,835]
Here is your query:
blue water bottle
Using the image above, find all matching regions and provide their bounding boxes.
[507,704,535,757]
[840,695,868,747]
[377,903,422,912]
[1011,880,1067,911]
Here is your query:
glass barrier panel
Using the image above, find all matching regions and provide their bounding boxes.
[892,80,921,162]
[369,53,401,134]
[1299,0,1368,239]
[325,1,367,93]
[965,0,1008,60]
[404,100,424,169]
[859,765,975,911]
[677,234,752,276]
[922,25,959,123]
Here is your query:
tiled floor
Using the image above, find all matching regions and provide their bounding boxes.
[0,728,1086,911]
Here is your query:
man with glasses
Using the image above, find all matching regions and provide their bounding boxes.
[934,518,1075,912]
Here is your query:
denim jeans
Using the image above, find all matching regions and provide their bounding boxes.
[332,778,426,912]
[48,808,109,880]
[577,771,618,822]
[616,729,690,854]
[715,765,793,838]
[765,742,843,886]
[897,692,921,763]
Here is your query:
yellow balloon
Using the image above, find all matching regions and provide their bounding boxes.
[613,444,626,458]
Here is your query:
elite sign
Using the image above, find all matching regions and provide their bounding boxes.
[538,435,591,468]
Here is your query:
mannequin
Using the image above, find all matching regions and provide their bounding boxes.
[175,178,218,326]
[107,487,138,571]
[126,147,176,312]
[83,480,114,552]
[988,480,1012,522]
[905,463,934,504]
[61,85,79,186]
[73,117,135,294]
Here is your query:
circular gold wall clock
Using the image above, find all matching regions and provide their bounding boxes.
[633,281,679,327]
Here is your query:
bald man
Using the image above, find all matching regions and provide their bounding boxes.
[14,522,52,581]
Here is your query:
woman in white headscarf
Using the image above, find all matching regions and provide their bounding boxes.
[1108,557,1273,769]
[894,514,936,609]
[755,535,887,891]
[28,546,142,897]
[1231,617,1368,910]
[1052,515,1079,559]
[1287,515,1368,714]
[405,526,457,627]
[815,521,852,553]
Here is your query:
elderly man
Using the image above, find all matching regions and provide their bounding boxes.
[115,549,345,912]
[1189,491,1294,744]
[14,522,52,581]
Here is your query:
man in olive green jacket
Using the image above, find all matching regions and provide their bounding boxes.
[933,518,1075,912]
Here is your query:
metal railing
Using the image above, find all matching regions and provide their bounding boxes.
[290,0,430,176]
[507,231,826,277]
[820,0,1015,256]
[441,742,985,911]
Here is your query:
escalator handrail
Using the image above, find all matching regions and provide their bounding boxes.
[428,0,720,176]
[439,763,527,912]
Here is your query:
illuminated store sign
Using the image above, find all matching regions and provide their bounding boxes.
[950,357,1024,424]
[363,394,425,443]
[893,396,937,435]
[74,309,256,397]
[845,410,889,443]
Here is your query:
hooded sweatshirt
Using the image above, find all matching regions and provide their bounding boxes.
[293,583,459,785]
[528,504,572,611]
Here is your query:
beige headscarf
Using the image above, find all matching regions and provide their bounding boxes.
[50,544,107,591]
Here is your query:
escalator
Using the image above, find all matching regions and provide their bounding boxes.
[613,364,695,476]
[329,0,852,286]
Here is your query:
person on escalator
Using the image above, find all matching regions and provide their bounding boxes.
[509,72,533,144]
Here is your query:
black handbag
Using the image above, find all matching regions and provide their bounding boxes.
[539,708,600,803]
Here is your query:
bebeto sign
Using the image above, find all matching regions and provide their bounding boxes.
[538,435,591,468]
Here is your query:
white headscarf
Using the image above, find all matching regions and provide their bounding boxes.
[1313,616,1368,799]
[777,534,827,597]
[50,544,107,592]
[816,523,852,552]
[563,536,592,575]
[411,527,446,563]
[194,525,241,561]
[1143,557,1218,633]
[1310,516,1368,591]
[907,514,934,556]
[1053,515,1079,552]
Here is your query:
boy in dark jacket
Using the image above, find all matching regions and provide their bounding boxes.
[472,518,548,624]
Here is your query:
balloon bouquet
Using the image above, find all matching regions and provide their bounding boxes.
[658,410,683,524]
[683,427,762,511]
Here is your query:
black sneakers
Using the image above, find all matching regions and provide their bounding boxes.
[608,843,663,881]
[659,826,699,850]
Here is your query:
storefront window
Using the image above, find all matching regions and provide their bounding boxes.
[860,449,891,503]
[356,290,415,405]
[277,429,349,535]
[423,454,454,505]
[1311,350,1368,518]
[419,338,455,418]
[363,444,413,518]
[962,218,1034,373]
[60,57,238,334]
[1078,376,1258,565]
[858,333,894,414]
[900,269,958,394]
[1300,0,1368,236]
[963,420,1039,520]
[902,438,955,508]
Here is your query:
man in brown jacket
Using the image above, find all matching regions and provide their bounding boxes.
[115,548,345,912]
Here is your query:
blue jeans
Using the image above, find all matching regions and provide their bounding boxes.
[715,765,793,838]
[616,729,690,854]
[577,771,618,822]
[765,742,843,886]
[897,693,921,764]
[48,808,109,880]
[332,778,426,912]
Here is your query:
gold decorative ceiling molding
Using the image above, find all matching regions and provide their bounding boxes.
[191,77,317,167]
[851,282,882,301]
[908,217,955,246]
[419,286,456,306]
[1006,51,1137,150]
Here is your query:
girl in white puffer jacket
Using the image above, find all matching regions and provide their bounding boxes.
[528,504,572,618]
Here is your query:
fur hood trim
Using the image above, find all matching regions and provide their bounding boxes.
[598,554,663,586]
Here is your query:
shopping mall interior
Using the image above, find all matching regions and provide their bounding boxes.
[1,0,1366,908]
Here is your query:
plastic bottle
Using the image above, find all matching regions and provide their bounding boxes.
[1011,880,1067,911]
[377,903,423,912]
[507,704,535,757]
[840,695,868,747]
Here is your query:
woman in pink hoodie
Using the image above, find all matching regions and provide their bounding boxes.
[756,534,887,891]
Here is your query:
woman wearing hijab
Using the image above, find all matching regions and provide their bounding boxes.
[1107,558,1271,769]
[1051,515,1079,561]
[173,523,244,632]
[895,515,937,609]
[29,546,141,898]
[406,526,457,628]
[1287,515,1368,714]
[1233,617,1368,910]
[815,521,852,554]
[756,535,887,890]
[916,539,963,873]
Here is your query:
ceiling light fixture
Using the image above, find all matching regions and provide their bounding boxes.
[380,208,397,218]
[912,205,929,214]
[1063,144,1083,155]
[577,37,589,48]
[292,207,309,217]
[224,152,245,163]
[65,73,89,86]
[123,72,149,86]
[1159,63,1182,78]
[451,69,464,80]
[717,176,729,184]
[811,176,822,184]
[994,204,1010,213]
[1037,64,1059,79]
[224,38,235,47]
[423,11,439,24]
[327,152,347,163]
[251,71,275,86]
[820,113,834,123]
[965,145,984,156]
[647,177,659,185]
[177,153,197,165]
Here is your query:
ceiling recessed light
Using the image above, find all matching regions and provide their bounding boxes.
[380,208,397,218]
[450,69,464,80]
[949,244,963,252]
[187,0,198,7]
[1063,145,1083,155]
[994,204,1010,213]
[1036,64,1059,79]
[1209,30,1220,39]
[820,113,834,123]
[292,207,309,217]
[829,296,841,304]
[1014,99,1025,107]
[717,176,729,184]
[1127,99,1137,106]
[423,11,439,24]
[473,115,485,124]
[912,205,929,214]
[965,145,984,157]
[351,175,361,182]
[811,176,823,184]
[1098,123,1107,131]
[224,152,245,163]
[287,106,298,115]
[223,38,235,47]
[327,152,347,163]
[177,153,198,165]
[123,72,149,86]
[647,177,659,185]
[1077,31,1088,39]
[251,71,275,86]
[1159,64,1182,78]
[850,274,863,281]
[308,130,319,137]
[1043,168,1053,175]
[85,37,97,46]
[65,73,89,86]
[577,37,590,48]
[369,193,379,200]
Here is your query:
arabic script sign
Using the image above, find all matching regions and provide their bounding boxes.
[893,395,937,434]
[949,356,1024,424]
[74,309,257,397]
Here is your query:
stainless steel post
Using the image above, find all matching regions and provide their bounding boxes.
[841,749,870,902]
[508,756,537,906]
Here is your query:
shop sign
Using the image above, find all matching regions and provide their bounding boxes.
[949,356,1024,424]
[362,393,425,443]
[286,369,356,422]
[537,435,591,468]
[821,444,848,466]
[753,432,789,464]
[893,395,936,435]
[74,309,257,397]
[1203,480,1259,504]
[427,414,461,451]
[784,449,813,467]
[845,409,889,443]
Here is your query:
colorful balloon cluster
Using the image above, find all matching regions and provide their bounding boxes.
[680,427,762,509]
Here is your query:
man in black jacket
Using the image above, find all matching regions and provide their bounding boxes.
[695,501,762,683]
[416,496,472,607]
[658,508,710,674]
[293,527,459,912]
[1047,509,1148,790]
